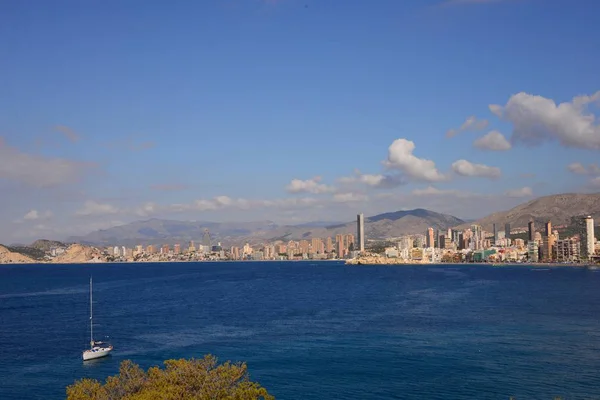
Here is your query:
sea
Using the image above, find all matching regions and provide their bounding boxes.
[0,261,599,399]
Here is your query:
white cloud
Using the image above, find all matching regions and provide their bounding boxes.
[75,200,120,216]
[493,91,600,149]
[286,177,335,194]
[451,159,501,179]
[23,210,39,220]
[446,116,489,138]
[567,162,600,176]
[166,196,321,214]
[23,210,53,221]
[473,130,512,151]
[0,137,92,187]
[135,202,159,217]
[504,186,534,197]
[339,170,405,188]
[332,192,369,203]
[383,139,446,182]
[590,177,600,188]
[411,186,460,196]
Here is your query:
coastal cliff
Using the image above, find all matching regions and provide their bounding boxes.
[50,244,105,264]
[346,254,429,265]
[0,245,36,263]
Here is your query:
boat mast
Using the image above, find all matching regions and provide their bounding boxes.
[90,276,93,348]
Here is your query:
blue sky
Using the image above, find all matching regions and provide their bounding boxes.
[1,0,599,243]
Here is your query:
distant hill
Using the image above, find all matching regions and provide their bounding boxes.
[457,192,600,232]
[30,239,68,251]
[67,209,465,247]
[0,245,36,263]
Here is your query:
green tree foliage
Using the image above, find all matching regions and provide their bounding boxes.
[67,355,274,400]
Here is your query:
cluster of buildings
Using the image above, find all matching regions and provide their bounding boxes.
[88,213,599,265]
[382,216,599,264]
[100,215,368,262]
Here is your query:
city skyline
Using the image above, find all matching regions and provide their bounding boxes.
[2,0,600,243]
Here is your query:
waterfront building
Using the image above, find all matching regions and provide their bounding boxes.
[202,229,212,249]
[556,239,580,262]
[345,234,355,251]
[527,241,539,262]
[325,237,333,253]
[398,236,412,251]
[299,240,310,254]
[357,213,365,253]
[505,223,511,239]
[426,228,434,248]
[528,221,535,242]
[493,223,497,244]
[174,244,181,254]
[336,240,344,258]
[584,216,595,259]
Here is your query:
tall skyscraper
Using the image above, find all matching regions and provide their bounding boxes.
[492,223,497,244]
[585,216,595,259]
[528,221,535,242]
[325,237,333,253]
[357,213,365,252]
[505,223,511,239]
[202,229,212,249]
[426,227,434,248]
[544,221,552,237]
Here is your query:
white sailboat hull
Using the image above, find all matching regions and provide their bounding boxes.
[83,345,113,361]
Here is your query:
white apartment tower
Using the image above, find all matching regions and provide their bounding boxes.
[357,213,365,253]
[585,216,595,258]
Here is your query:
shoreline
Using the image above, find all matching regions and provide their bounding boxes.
[0,259,597,268]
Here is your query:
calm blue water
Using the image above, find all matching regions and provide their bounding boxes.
[1,262,599,399]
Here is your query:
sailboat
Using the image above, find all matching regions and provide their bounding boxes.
[82,277,113,361]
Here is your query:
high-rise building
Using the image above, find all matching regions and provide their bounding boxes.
[492,223,497,244]
[505,223,511,239]
[345,234,355,251]
[325,237,333,253]
[357,213,365,252]
[438,235,446,249]
[336,240,344,258]
[544,221,552,237]
[202,229,212,249]
[584,216,595,259]
[299,240,310,254]
[311,238,324,254]
[528,221,535,242]
[426,228,434,248]
[174,244,181,254]
[556,239,580,262]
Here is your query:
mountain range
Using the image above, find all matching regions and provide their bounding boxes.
[7,192,598,249]
[66,209,465,247]
[458,193,600,232]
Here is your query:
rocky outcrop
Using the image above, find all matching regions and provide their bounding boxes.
[0,245,36,263]
[346,253,429,265]
[51,244,105,264]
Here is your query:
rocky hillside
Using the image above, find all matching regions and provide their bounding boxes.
[457,193,600,231]
[0,245,36,263]
[51,244,105,264]
[30,239,68,251]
